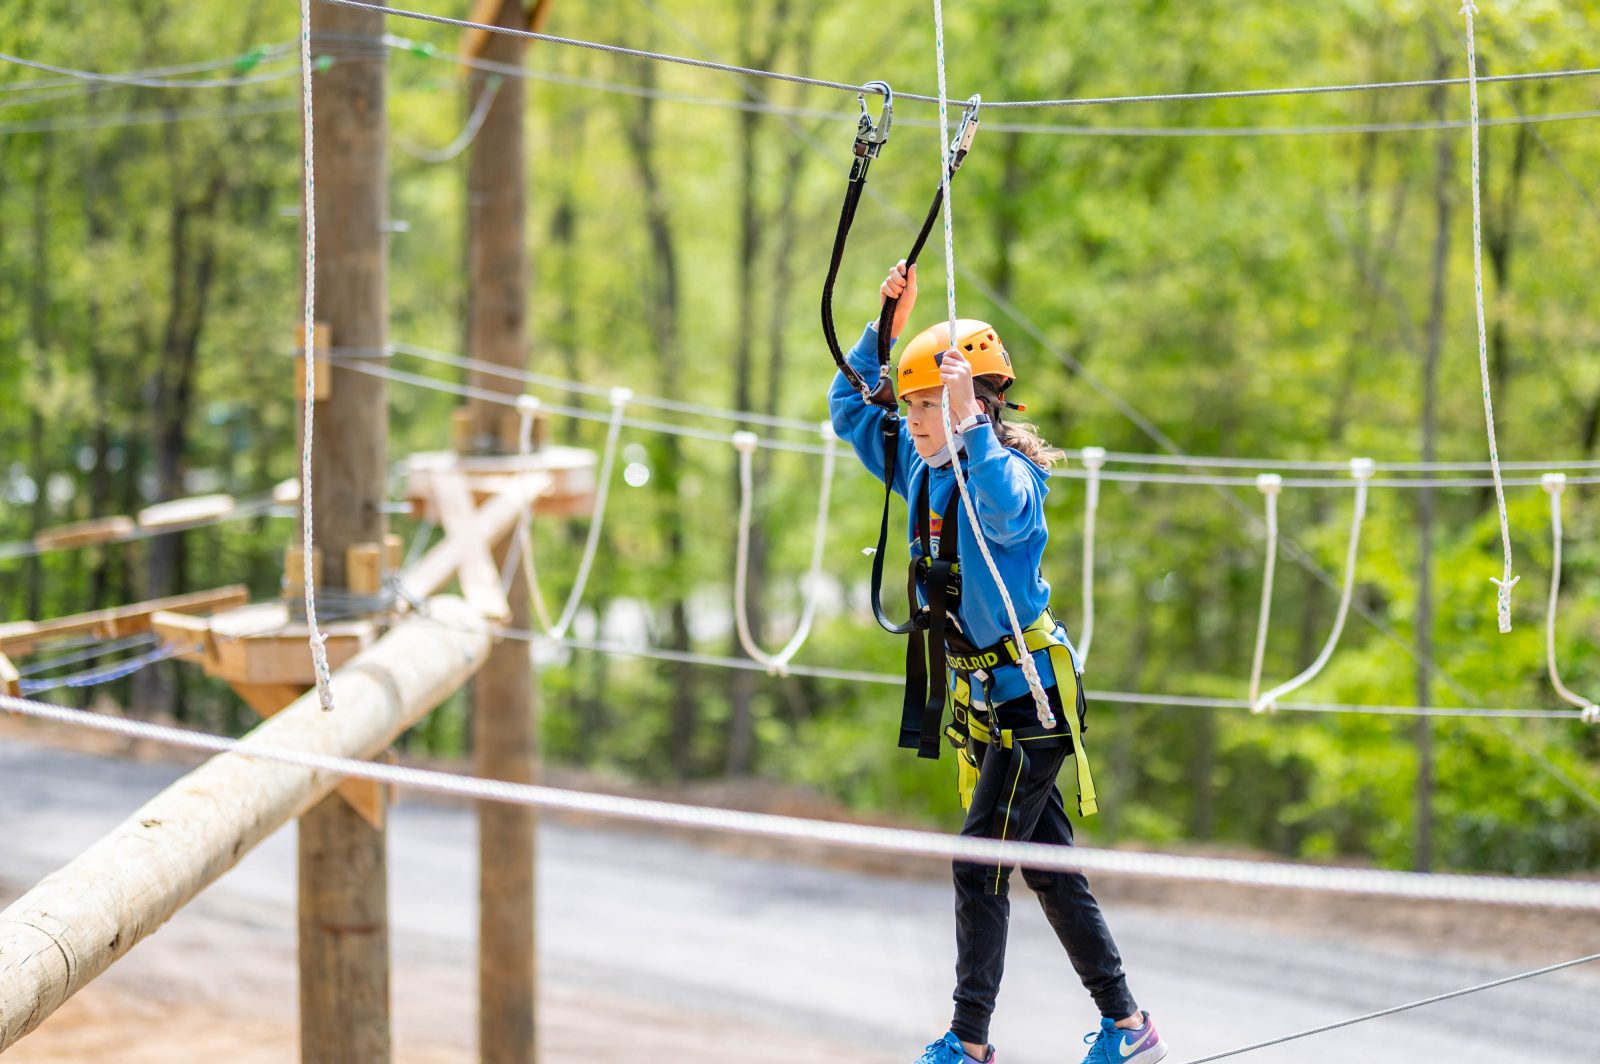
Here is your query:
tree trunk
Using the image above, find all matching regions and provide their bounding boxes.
[1414,71,1454,874]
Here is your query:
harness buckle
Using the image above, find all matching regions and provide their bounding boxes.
[948,94,981,173]
[854,81,894,162]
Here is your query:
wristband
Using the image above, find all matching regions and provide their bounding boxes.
[957,412,990,434]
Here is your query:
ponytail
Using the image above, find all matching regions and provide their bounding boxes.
[973,377,1064,470]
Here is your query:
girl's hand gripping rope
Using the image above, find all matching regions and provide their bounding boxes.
[937,346,980,424]
[880,260,918,342]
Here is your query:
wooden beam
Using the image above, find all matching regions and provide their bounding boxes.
[229,682,388,830]
[137,494,235,529]
[399,471,548,605]
[0,596,489,1053]
[0,586,250,658]
[0,654,18,699]
[426,470,512,621]
[461,0,556,63]
[31,516,135,551]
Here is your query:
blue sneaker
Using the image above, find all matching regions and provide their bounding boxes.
[915,1031,994,1063]
[1080,1013,1166,1064]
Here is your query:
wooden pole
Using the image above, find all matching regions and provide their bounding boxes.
[466,4,539,1061]
[0,599,490,1053]
[303,1,391,1059]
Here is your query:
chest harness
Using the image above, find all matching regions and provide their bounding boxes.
[821,84,1097,819]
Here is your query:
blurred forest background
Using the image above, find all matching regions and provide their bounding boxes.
[3,0,1599,876]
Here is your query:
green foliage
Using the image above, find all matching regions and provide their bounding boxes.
[4,0,1600,875]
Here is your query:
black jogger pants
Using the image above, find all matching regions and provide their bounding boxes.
[949,682,1138,1047]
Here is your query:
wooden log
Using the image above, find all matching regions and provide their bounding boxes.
[137,494,235,529]
[0,586,249,658]
[465,9,542,1053]
[227,683,386,830]
[0,596,488,1053]
[31,515,135,551]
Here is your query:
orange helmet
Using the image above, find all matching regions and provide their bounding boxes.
[896,319,1014,401]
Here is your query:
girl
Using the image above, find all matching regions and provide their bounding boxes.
[827,261,1167,1064]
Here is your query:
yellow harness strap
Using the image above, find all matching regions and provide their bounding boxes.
[947,612,1099,818]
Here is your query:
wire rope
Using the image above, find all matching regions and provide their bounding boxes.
[4,689,1599,908]
[312,1,1600,111]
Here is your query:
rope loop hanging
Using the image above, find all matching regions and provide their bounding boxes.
[514,387,630,640]
[730,424,839,675]
[299,0,336,711]
[1253,459,1373,714]
[1077,446,1105,664]
[1248,473,1284,706]
[1541,473,1598,723]
[1462,0,1520,633]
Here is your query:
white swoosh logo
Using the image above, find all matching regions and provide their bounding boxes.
[1119,1027,1155,1059]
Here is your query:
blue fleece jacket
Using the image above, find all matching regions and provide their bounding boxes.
[829,323,1077,704]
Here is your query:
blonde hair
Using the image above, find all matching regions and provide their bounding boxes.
[974,377,1064,470]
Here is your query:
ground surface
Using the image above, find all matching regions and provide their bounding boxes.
[1,720,1597,1063]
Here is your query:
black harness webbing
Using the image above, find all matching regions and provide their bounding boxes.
[897,470,962,760]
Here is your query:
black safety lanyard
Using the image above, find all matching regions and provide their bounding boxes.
[819,85,983,754]
[897,469,963,760]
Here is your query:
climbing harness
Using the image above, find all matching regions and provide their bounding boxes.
[898,468,1097,819]
[1541,474,1599,723]
[730,425,838,675]
[1253,458,1373,713]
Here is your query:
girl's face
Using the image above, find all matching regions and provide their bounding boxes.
[902,387,955,459]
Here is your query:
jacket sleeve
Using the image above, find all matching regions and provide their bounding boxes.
[828,323,915,500]
[960,422,1046,547]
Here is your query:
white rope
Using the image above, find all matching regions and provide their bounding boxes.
[731,424,838,675]
[1248,474,1283,706]
[930,0,1055,730]
[1253,459,1374,713]
[4,690,1598,908]
[1077,446,1105,663]
[1541,474,1599,723]
[515,388,630,639]
[1463,2,1520,634]
[299,0,335,712]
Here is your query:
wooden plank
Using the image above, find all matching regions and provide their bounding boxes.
[0,586,250,658]
[32,516,135,551]
[0,597,491,1052]
[206,603,376,687]
[0,654,18,699]
[428,470,512,621]
[400,471,548,605]
[149,611,217,670]
[137,494,235,529]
